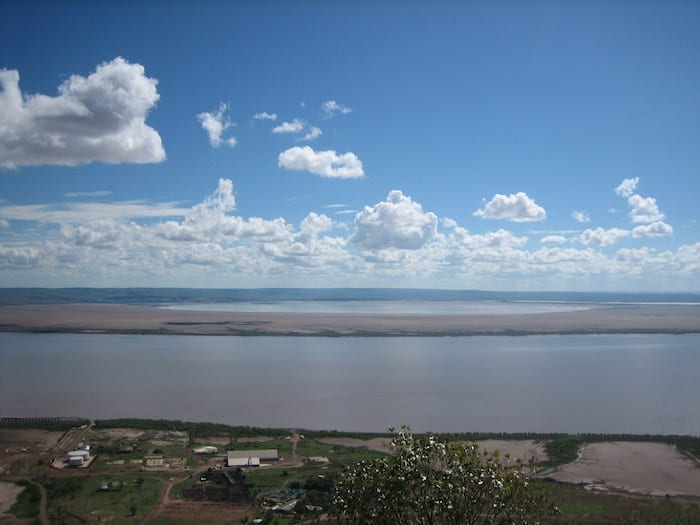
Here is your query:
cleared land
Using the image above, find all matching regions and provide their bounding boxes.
[477,439,548,464]
[0,481,24,516]
[1,303,698,335]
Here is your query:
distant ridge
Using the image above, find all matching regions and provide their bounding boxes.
[0,287,698,305]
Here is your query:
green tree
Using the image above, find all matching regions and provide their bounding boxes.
[332,428,557,524]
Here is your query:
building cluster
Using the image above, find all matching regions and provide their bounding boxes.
[66,443,91,467]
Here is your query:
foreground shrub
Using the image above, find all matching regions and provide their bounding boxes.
[332,428,557,524]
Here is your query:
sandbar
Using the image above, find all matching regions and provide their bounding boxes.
[549,441,700,497]
[0,303,698,336]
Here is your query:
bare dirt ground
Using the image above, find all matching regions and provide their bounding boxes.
[1,303,699,335]
[158,501,253,524]
[93,428,144,439]
[0,429,63,450]
[319,437,393,454]
[475,440,548,464]
[236,436,274,443]
[549,442,700,497]
[0,481,24,516]
[319,437,547,463]
[194,436,231,445]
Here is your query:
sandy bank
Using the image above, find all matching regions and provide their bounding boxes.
[1,303,699,336]
[549,442,700,497]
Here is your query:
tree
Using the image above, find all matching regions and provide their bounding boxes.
[332,428,557,524]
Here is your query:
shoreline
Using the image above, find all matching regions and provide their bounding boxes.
[1,302,699,336]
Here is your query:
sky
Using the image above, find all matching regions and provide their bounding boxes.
[0,1,699,291]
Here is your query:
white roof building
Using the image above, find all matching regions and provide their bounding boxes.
[227,449,278,467]
[227,449,278,461]
[228,456,261,467]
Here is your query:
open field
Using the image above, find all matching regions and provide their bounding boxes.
[1,302,699,335]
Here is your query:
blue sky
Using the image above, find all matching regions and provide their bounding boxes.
[0,2,698,290]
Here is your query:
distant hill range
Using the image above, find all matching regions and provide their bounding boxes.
[0,287,698,305]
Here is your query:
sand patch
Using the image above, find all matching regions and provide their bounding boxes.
[195,436,231,445]
[320,437,392,454]
[3,303,699,336]
[549,442,700,497]
[476,440,547,464]
[237,436,273,444]
[96,428,145,439]
[0,481,24,516]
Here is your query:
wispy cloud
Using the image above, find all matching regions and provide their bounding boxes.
[300,126,322,141]
[252,111,277,121]
[321,100,352,118]
[571,210,590,223]
[197,103,237,148]
[64,191,113,198]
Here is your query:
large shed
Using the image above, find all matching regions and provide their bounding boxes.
[227,449,278,467]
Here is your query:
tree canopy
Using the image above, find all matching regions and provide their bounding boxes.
[332,428,557,524]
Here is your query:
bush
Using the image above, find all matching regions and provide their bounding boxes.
[332,428,557,524]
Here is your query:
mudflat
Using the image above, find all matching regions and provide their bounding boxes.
[0,303,698,335]
[549,442,700,497]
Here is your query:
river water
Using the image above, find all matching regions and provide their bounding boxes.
[1,333,698,434]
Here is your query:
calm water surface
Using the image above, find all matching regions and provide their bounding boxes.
[1,333,698,434]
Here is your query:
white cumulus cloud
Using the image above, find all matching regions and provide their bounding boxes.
[627,194,665,224]
[321,100,352,118]
[0,57,165,168]
[633,221,673,238]
[473,192,546,222]
[278,146,364,178]
[272,119,306,134]
[615,177,639,197]
[579,227,630,246]
[350,190,438,250]
[197,103,237,148]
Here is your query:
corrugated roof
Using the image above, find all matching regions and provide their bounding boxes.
[227,449,278,460]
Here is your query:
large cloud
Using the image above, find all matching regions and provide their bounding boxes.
[627,194,665,224]
[614,177,668,225]
[1,180,697,289]
[0,57,165,168]
[350,190,438,249]
[278,146,364,178]
[473,192,546,222]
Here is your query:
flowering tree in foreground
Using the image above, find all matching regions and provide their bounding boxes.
[332,428,557,524]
